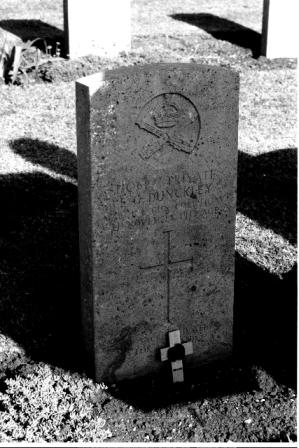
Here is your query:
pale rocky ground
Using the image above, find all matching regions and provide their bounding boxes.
[0,0,297,443]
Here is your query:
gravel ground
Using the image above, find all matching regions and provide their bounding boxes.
[0,0,297,443]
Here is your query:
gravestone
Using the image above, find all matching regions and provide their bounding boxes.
[63,0,131,59]
[76,64,239,384]
[261,0,298,58]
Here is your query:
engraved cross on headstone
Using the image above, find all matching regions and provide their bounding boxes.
[140,230,193,323]
[160,329,193,383]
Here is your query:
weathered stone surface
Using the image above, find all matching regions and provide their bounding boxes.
[76,64,239,384]
[64,0,130,59]
[261,0,298,58]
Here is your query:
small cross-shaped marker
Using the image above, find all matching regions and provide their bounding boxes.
[160,330,193,383]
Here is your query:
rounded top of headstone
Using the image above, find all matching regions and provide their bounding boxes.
[76,63,239,88]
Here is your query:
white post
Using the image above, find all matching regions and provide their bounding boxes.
[64,0,131,59]
[261,0,298,58]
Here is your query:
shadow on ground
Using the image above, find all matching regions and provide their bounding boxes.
[0,139,296,411]
[234,253,297,388]
[238,148,297,245]
[0,139,81,372]
[170,13,261,58]
[9,138,77,179]
[0,19,64,54]
[235,147,297,390]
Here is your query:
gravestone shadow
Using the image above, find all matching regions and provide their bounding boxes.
[0,19,64,54]
[234,253,297,389]
[238,148,297,245]
[108,356,260,412]
[0,139,296,411]
[235,147,297,388]
[0,139,82,371]
[9,138,78,179]
[170,13,261,58]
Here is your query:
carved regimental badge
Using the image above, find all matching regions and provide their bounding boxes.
[136,93,201,161]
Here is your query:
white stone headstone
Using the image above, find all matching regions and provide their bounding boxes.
[261,0,298,58]
[76,64,239,384]
[64,0,131,59]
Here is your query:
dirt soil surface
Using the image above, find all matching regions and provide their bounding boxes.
[0,0,297,444]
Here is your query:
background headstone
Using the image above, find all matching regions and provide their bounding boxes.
[76,64,239,384]
[64,0,131,59]
[261,0,298,58]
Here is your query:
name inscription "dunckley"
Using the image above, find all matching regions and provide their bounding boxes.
[99,169,222,204]
[98,169,233,232]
